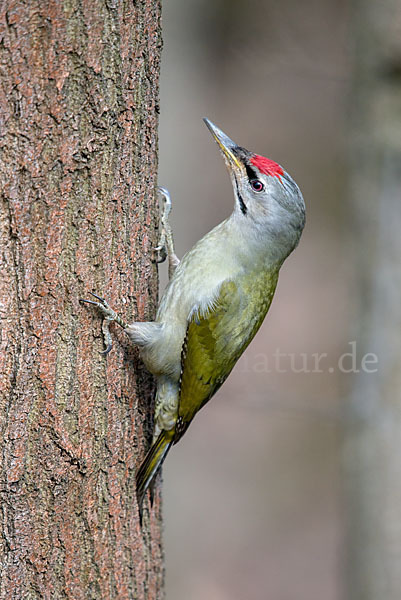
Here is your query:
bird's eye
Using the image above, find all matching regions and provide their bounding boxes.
[250,179,264,192]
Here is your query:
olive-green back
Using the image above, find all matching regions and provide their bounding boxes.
[175,270,278,442]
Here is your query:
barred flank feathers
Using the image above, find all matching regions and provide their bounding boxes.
[136,429,174,515]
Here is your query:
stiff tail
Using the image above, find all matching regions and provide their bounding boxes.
[136,430,174,514]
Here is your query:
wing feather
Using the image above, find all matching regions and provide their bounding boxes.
[175,278,270,442]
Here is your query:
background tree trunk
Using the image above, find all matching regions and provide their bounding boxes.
[345,1,401,598]
[0,1,163,598]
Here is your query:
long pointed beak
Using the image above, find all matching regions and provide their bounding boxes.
[203,118,243,172]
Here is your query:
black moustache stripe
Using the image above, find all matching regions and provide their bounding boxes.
[235,179,247,215]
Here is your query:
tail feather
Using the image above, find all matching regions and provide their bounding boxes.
[136,430,174,515]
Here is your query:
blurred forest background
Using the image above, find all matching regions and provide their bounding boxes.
[158,0,401,599]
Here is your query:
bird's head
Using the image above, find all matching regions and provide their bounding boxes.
[204,118,305,262]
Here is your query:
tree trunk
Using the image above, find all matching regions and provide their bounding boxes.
[0,1,163,598]
[344,1,401,598]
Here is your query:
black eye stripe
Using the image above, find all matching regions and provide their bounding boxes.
[245,163,258,181]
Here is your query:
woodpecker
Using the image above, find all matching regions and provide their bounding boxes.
[81,119,305,513]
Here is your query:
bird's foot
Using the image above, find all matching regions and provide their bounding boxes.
[153,237,167,264]
[79,292,128,355]
[153,187,180,278]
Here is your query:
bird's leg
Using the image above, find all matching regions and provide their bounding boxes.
[79,292,129,355]
[81,186,180,355]
[154,187,180,280]
[80,292,163,356]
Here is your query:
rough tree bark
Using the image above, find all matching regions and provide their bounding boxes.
[344,1,401,598]
[0,1,163,598]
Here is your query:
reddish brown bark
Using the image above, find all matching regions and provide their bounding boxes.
[0,1,163,598]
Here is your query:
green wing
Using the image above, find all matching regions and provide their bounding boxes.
[175,274,277,442]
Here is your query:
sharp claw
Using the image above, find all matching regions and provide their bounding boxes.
[157,187,172,211]
[89,291,106,305]
[153,244,167,263]
[100,343,113,356]
[80,293,109,309]
[79,298,99,306]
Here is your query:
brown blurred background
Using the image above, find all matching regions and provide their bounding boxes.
[157,1,401,599]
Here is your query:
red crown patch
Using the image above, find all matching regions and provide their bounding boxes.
[251,154,284,178]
